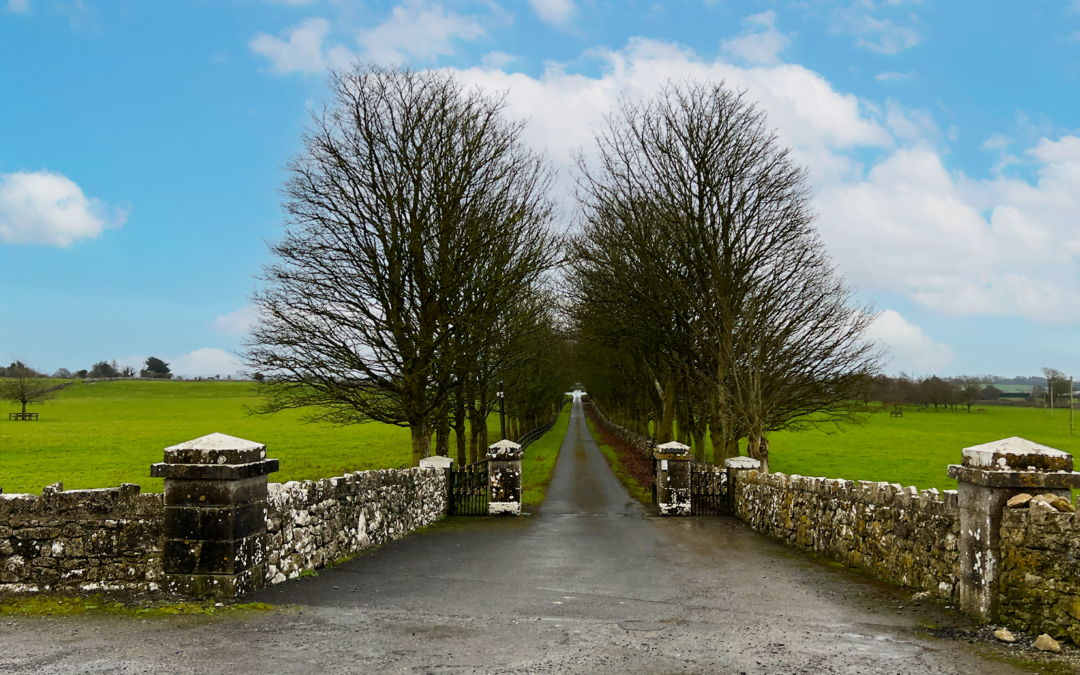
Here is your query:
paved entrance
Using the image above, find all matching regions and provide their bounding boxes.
[0,399,1026,673]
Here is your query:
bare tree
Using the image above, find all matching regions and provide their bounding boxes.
[1042,367,1070,411]
[570,80,880,470]
[954,377,983,412]
[0,361,56,415]
[244,65,558,466]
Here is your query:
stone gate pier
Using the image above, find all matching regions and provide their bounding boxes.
[948,437,1080,622]
[150,433,279,599]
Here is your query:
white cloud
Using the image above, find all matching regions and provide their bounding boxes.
[6,0,28,14]
[357,0,488,63]
[251,2,496,73]
[528,0,574,26]
[832,9,921,54]
[211,306,259,335]
[454,38,891,190]
[816,140,1080,323]
[875,71,917,82]
[250,17,354,74]
[720,10,790,65]
[171,348,242,377]
[868,310,955,373]
[0,169,127,247]
[480,50,516,70]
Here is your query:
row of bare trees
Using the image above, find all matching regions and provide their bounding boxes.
[566,82,880,472]
[241,67,890,471]
[243,66,572,466]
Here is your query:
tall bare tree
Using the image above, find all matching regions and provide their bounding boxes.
[245,65,558,465]
[571,80,880,470]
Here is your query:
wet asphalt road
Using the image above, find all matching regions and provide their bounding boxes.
[0,398,1026,674]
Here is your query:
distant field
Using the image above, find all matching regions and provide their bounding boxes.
[0,380,560,495]
[760,405,1080,492]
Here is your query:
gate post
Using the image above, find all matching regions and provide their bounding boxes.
[724,456,762,516]
[150,433,278,598]
[487,440,522,515]
[654,441,691,515]
[419,455,454,515]
[947,437,1080,622]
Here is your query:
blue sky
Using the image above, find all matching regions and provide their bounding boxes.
[1,0,1079,377]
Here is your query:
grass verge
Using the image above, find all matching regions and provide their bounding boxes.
[582,404,653,506]
[521,408,571,507]
[0,595,273,618]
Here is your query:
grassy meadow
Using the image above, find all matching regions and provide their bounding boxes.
[755,405,1080,492]
[0,380,559,495]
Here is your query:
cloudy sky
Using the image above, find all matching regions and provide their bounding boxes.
[1,0,1079,377]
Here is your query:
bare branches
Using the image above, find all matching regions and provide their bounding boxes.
[244,65,561,465]
[570,79,881,469]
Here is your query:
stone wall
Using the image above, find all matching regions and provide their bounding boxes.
[999,495,1080,642]
[0,467,448,595]
[588,402,653,457]
[733,470,962,601]
[264,467,447,584]
[0,483,164,593]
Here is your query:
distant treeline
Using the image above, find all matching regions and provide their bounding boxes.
[867,370,1076,411]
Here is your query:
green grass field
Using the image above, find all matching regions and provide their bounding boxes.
[633,403,1080,493]
[0,380,520,494]
[759,405,1080,492]
[7,381,1078,498]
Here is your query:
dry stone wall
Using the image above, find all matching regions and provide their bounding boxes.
[999,495,1080,643]
[589,403,653,457]
[0,467,447,595]
[0,483,164,594]
[733,470,962,601]
[264,467,447,584]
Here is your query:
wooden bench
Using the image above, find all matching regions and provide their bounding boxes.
[890,410,903,417]
[8,412,39,421]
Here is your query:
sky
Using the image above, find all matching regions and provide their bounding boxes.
[1,0,1079,378]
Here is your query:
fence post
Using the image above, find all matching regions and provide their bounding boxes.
[654,441,692,515]
[947,437,1080,621]
[724,456,762,516]
[420,455,454,516]
[150,433,279,599]
[487,439,522,515]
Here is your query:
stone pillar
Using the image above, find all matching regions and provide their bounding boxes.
[947,436,1080,622]
[654,441,692,516]
[420,455,454,514]
[150,433,279,599]
[487,440,522,515]
[724,456,762,516]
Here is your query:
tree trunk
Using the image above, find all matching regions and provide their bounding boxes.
[748,434,770,474]
[691,413,707,463]
[453,385,468,468]
[435,410,451,458]
[658,378,676,443]
[710,416,739,464]
[410,423,432,467]
[468,400,482,465]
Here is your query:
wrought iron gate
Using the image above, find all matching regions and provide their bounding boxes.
[690,464,728,515]
[449,459,489,516]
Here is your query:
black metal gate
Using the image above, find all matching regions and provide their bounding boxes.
[449,459,489,516]
[690,464,728,515]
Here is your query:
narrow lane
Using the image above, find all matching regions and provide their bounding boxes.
[0,397,1027,674]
